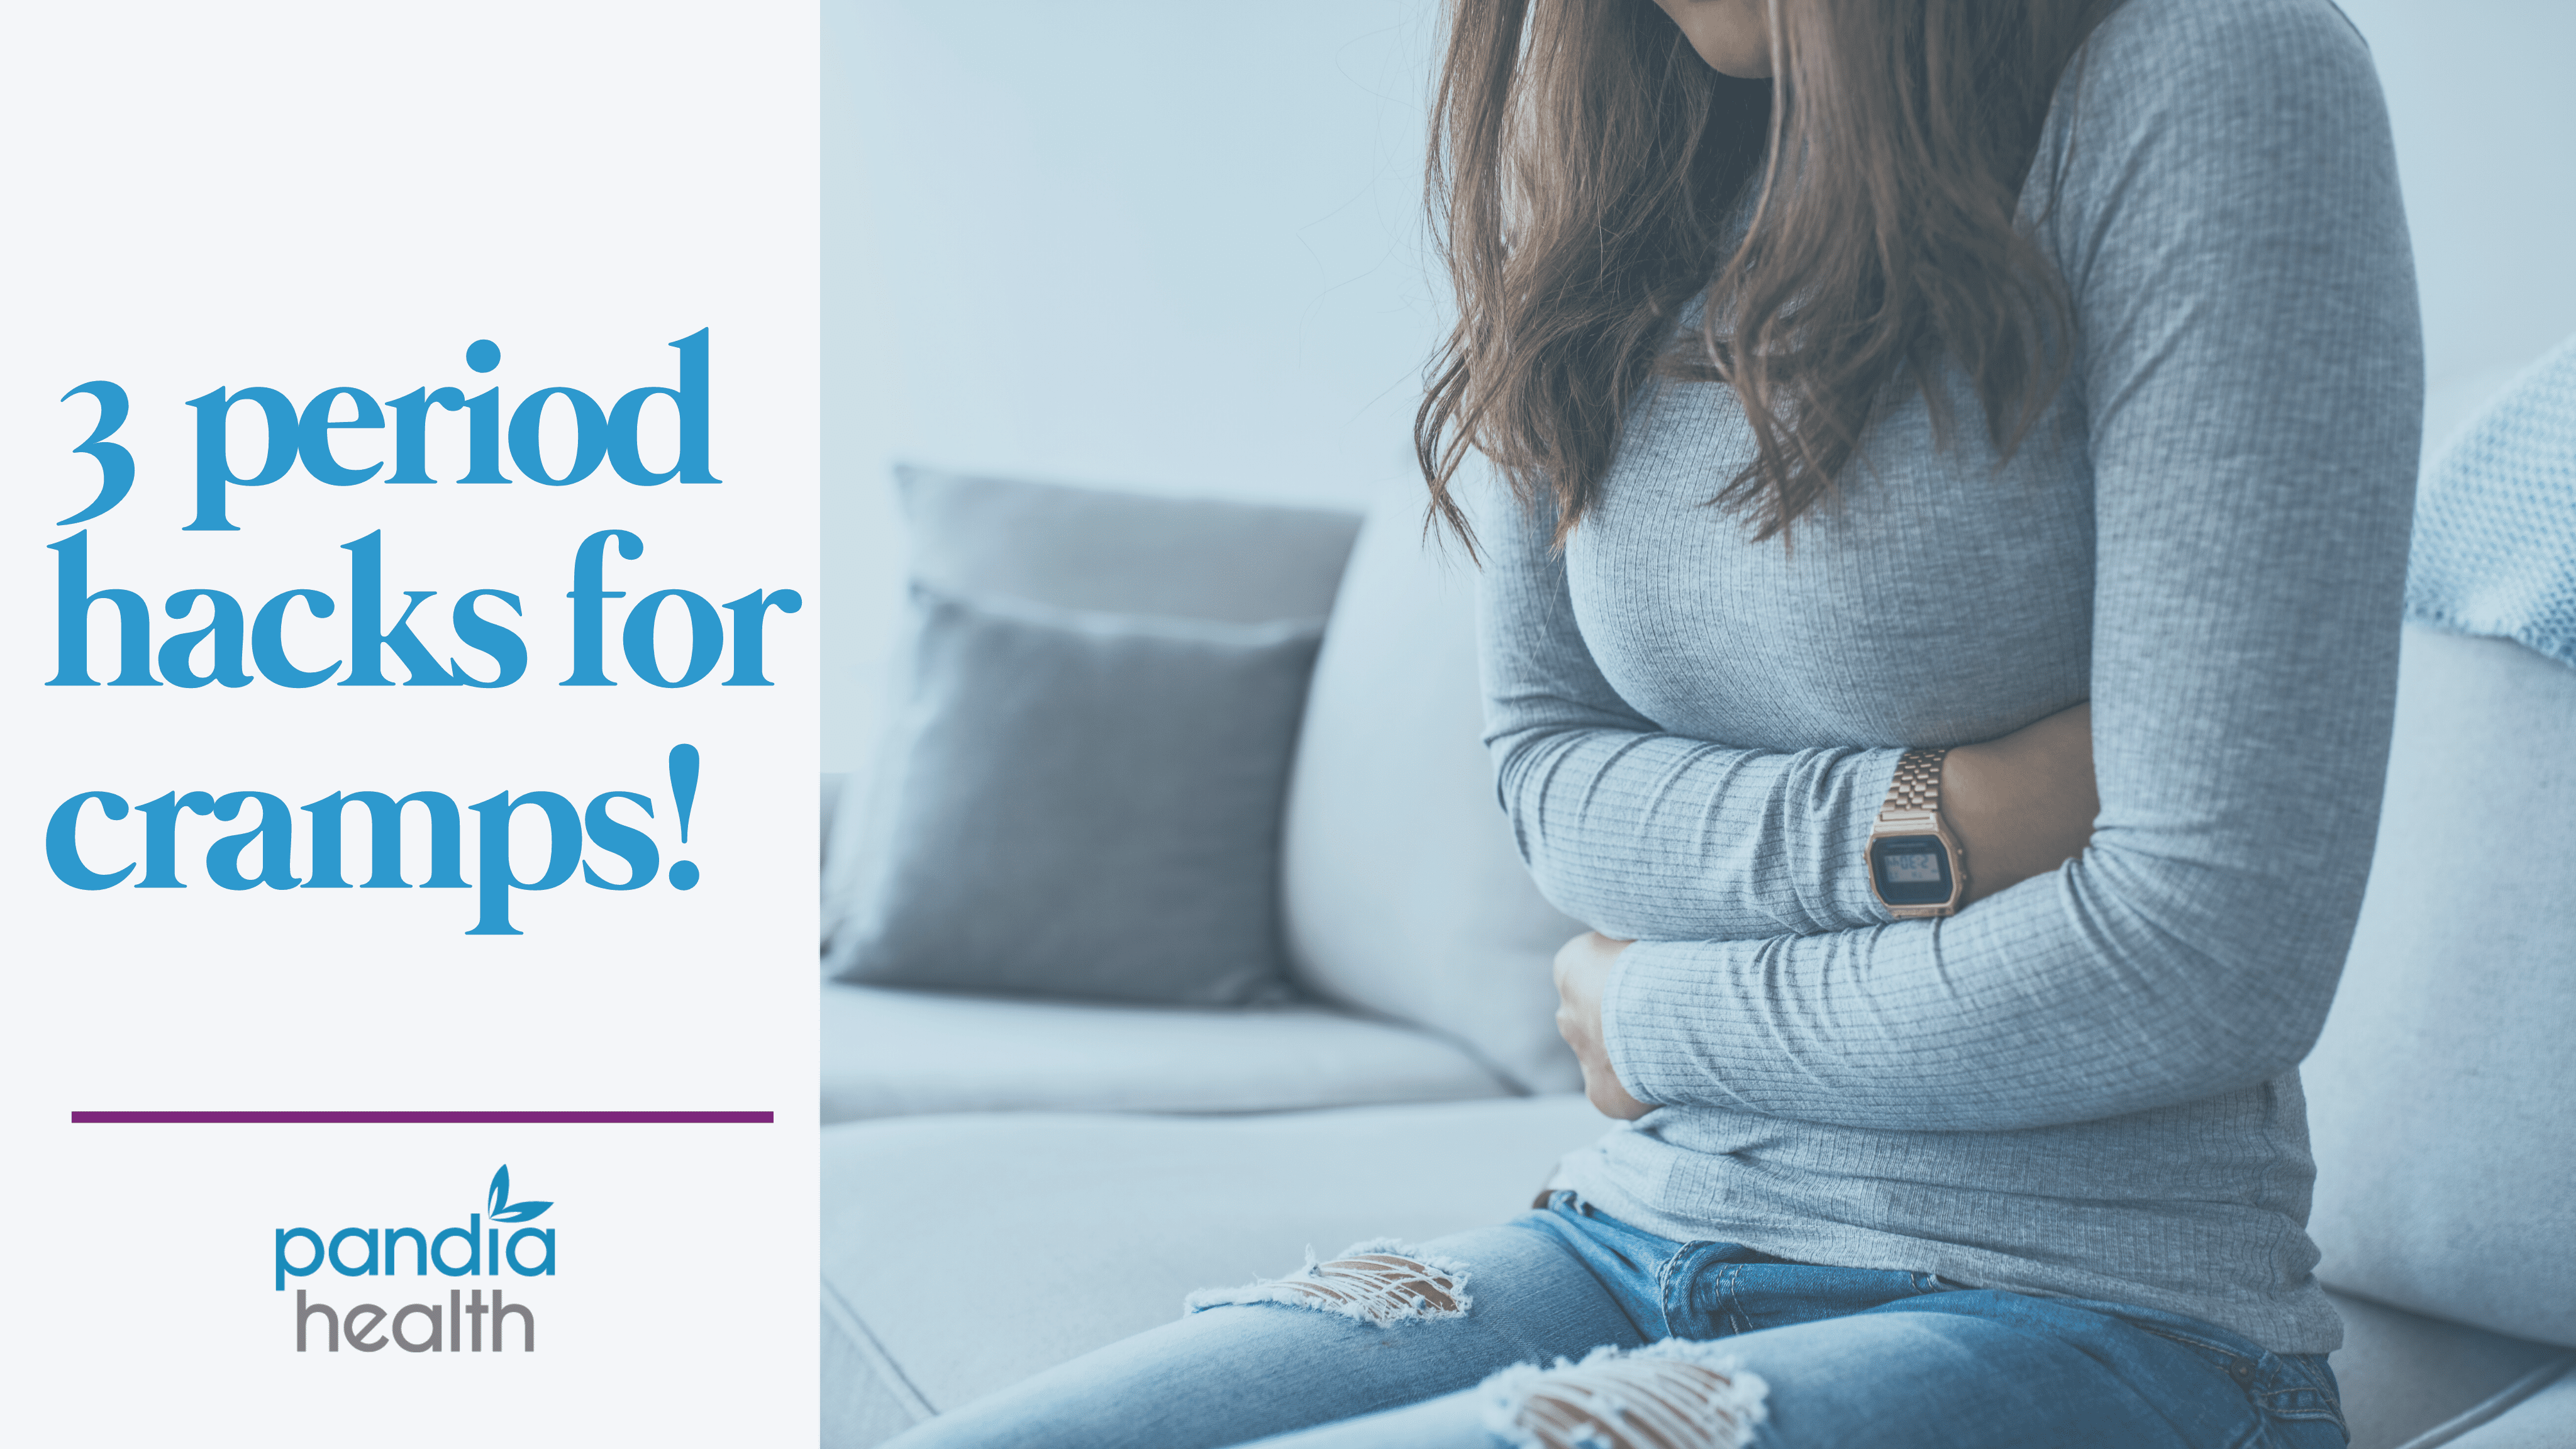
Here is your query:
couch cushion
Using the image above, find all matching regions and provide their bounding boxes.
[818,982,1512,1122]
[836,584,1323,1005]
[820,1096,1608,1445]
[1282,486,1585,1092]
[2304,626,2576,1348]
[2328,1289,2575,1449]
[2441,1368,2576,1449]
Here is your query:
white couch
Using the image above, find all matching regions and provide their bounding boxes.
[819,487,2576,1449]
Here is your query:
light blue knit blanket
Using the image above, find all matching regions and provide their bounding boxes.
[2408,333,2576,669]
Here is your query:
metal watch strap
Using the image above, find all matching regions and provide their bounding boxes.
[1879,747,1950,819]
[1870,747,1965,918]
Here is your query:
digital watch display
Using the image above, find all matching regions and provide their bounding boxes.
[1866,748,1968,918]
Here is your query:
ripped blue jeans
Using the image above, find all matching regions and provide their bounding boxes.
[882,1192,2349,1449]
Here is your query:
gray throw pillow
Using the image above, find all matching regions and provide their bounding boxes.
[838,582,1325,1005]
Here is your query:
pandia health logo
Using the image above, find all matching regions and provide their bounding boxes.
[275,1166,557,1353]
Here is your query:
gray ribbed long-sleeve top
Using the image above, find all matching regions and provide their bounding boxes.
[1480,0,2419,1353]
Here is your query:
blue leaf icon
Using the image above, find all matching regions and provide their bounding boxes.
[485,1165,552,1222]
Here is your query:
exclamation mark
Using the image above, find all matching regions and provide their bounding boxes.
[667,743,701,891]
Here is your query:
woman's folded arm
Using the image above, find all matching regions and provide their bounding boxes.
[1596,1,2423,1134]
[1477,484,1907,943]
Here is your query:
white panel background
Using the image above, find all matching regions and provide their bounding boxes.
[1,4,819,1443]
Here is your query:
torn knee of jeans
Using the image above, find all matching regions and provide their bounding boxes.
[1182,1238,1472,1327]
[1480,1339,1769,1449]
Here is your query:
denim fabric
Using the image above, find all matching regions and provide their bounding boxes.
[883,1195,2346,1449]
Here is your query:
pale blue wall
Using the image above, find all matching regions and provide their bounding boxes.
[2336,0,2576,445]
[822,2,1440,763]
[821,0,2576,767]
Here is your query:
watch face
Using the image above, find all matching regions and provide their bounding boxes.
[1870,835,1955,908]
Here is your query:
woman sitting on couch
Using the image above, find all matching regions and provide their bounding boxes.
[888,0,2418,1444]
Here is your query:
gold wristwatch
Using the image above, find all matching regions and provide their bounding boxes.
[1865,747,1968,919]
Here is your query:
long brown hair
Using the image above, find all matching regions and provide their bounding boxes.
[1418,0,2120,549]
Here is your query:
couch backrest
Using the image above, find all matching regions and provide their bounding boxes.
[2303,623,2576,1348]
[1281,489,1585,1094]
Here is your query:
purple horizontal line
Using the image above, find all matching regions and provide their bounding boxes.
[70,1111,774,1124]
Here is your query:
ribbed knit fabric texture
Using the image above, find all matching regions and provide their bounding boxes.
[1477,0,2420,1354]
[2407,331,2576,668]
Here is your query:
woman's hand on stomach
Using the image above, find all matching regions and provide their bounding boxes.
[1554,931,1653,1119]
[1557,702,2096,1120]
[1941,701,2099,905]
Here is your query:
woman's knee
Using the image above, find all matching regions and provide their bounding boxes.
[886,1221,1624,1449]
[1185,1238,1475,1327]
[1475,1340,1768,1449]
